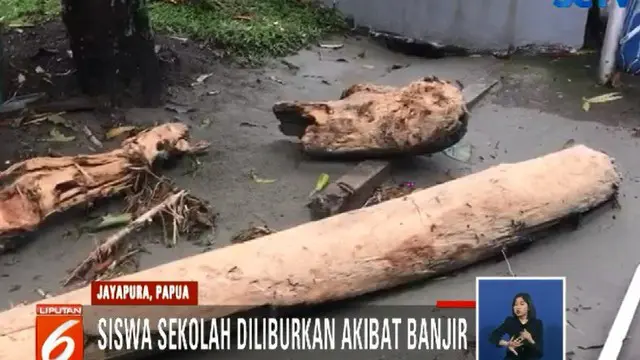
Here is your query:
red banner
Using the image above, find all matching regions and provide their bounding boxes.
[91,281,198,305]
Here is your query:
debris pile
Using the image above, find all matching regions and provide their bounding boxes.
[0,122,216,283]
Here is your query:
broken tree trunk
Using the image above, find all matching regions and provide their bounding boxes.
[61,0,162,106]
[0,123,208,253]
[273,76,469,159]
[0,145,620,360]
[307,81,499,220]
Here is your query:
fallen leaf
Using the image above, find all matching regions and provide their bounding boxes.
[582,92,623,112]
[319,43,344,49]
[193,73,213,85]
[562,139,576,149]
[314,173,330,192]
[268,76,285,85]
[165,104,195,114]
[200,118,212,128]
[35,66,45,74]
[281,59,300,72]
[249,170,276,184]
[47,113,74,129]
[87,213,133,232]
[388,63,409,71]
[105,126,137,140]
[443,142,473,163]
[308,173,330,198]
[44,128,75,142]
[17,74,26,84]
[585,92,623,103]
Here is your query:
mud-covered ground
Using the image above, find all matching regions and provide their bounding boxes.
[2,20,640,359]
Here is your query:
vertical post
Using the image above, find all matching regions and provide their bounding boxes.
[597,264,640,360]
[598,0,627,84]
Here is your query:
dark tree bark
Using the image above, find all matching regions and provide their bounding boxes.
[61,0,162,106]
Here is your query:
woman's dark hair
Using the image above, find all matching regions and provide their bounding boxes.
[511,292,537,319]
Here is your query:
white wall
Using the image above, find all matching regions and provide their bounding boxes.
[326,0,590,50]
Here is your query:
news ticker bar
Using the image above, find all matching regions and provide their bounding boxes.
[36,304,475,358]
[36,281,477,359]
[89,281,475,307]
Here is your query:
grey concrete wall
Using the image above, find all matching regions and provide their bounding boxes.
[325,0,590,50]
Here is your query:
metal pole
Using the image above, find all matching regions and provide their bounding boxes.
[598,0,628,84]
[597,264,640,360]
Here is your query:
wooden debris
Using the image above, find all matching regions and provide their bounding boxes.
[273,76,469,159]
[363,182,417,207]
[63,191,186,287]
[0,123,209,253]
[0,145,621,360]
[306,80,499,219]
[307,160,391,220]
[231,225,274,244]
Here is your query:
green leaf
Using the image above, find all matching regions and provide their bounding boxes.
[314,173,330,192]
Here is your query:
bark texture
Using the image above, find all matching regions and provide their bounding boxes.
[273,76,469,159]
[0,145,620,360]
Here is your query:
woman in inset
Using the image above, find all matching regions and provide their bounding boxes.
[489,292,543,359]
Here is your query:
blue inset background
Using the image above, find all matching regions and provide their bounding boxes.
[477,278,564,360]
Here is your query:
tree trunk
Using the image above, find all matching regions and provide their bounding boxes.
[61,0,162,106]
[0,123,209,253]
[0,145,621,360]
[273,76,469,159]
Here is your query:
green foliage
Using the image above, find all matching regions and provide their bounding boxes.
[0,0,346,61]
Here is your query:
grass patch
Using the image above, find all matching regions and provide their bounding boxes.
[0,0,346,60]
[0,0,59,24]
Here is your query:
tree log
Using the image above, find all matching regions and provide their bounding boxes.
[273,76,469,159]
[0,145,620,359]
[61,0,162,106]
[0,123,208,253]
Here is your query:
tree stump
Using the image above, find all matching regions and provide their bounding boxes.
[61,0,162,106]
[273,76,469,159]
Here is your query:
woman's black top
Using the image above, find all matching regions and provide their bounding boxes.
[488,316,543,360]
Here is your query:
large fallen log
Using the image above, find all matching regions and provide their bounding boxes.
[0,145,620,359]
[0,123,208,253]
[273,76,469,159]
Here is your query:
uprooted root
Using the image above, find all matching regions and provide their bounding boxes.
[0,122,209,253]
[125,172,217,246]
[63,178,217,287]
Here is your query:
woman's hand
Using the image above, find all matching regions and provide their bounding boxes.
[503,336,523,355]
[520,329,535,344]
[510,336,524,355]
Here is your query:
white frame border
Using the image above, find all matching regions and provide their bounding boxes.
[474,276,567,360]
